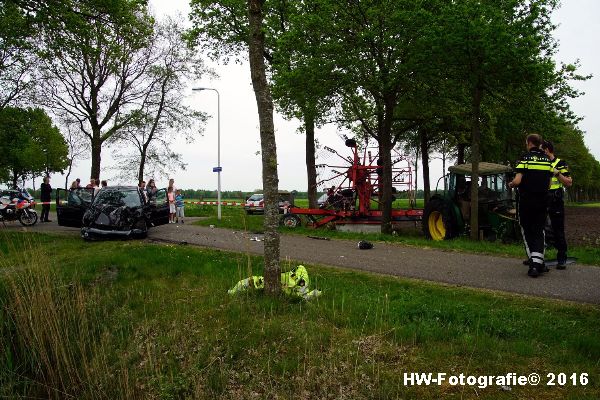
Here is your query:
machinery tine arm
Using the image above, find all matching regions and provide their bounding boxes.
[324,146,353,164]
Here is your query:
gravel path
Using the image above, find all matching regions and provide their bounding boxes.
[3,212,600,305]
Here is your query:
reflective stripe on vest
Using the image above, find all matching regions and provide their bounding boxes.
[550,158,562,190]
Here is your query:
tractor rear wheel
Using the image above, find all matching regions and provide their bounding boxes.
[423,197,458,240]
[281,213,301,228]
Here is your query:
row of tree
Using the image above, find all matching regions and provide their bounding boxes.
[0,0,208,188]
[185,0,597,293]
[188,0,596,234]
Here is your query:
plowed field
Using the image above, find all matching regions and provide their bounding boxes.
[565,206,600,247]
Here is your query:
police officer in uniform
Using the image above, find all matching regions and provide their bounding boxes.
[508,134,553,277]
[542,140,572,269]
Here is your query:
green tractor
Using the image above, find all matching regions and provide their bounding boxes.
[423,162,520,242]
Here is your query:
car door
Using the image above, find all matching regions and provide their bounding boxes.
[149,188,169,226]
[56,188,94,228]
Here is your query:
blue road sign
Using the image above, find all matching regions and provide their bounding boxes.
[213,167,222,172]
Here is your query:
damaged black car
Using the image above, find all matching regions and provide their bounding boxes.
[56,186,169,240]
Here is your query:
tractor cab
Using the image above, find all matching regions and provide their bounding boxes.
[449,163,515,221]
[425,162,518,241]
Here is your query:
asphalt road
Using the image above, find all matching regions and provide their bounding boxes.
[3,212,600,305]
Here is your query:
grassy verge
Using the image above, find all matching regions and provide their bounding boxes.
[1,232,599,399]
[191,205,600,266]
[567,202,600,208]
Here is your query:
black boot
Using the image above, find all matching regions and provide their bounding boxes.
[527,266,540,277]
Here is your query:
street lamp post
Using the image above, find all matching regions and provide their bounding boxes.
[193,87,221,220]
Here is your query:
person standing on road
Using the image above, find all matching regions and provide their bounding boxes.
[146,179,157,201]
[70,178,81,190]
[508,133,553,277]
[138,180,147,202]
[40,176,52,222]
[168,178,177,193]
[93,179,101,196]
[175,189,185,224]
[167,186,176,223]
[542,140,573,269]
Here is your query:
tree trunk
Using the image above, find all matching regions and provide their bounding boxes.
[65,158,73,189]
[138,146,148,183]
[469,84,483,241]
[90,134,102,181]
[457,142,465,165]
[442,149,447,191]
[304,113,318,209]
[248,0,281,295]
[378,136,393,234]
[379,98,396,235]
[12,171,18,189]
[414,143,419,208]
[419,128,431,205]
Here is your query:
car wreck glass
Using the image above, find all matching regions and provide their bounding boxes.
[93,190,141,208]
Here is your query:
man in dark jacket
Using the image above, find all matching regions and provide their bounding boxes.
[508,134,553,277]
[40,176,52,222]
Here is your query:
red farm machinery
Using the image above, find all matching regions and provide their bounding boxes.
[281,138,423,229]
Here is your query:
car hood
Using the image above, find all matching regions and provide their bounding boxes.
[83,203,145,229]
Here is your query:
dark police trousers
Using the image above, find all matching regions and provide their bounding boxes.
[518,194,547,267]
[548,190,567,262]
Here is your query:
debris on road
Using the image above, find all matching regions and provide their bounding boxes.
[358,240,373,250]
[307,236,331,241]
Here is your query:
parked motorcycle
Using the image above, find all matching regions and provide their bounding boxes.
[0,188,38,226]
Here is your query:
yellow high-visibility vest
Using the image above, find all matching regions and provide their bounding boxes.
[550,158,568,190]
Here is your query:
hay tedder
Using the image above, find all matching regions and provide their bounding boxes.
[281,138,423,229]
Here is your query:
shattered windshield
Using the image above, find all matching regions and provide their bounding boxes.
[93,189,142,208]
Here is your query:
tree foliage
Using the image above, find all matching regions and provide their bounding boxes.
[270,2,338,208]
[112,18,209,183]
[0,1,36,110]
[189,0,336,209]
[552,126,600,202]
[424,0,564,238]
[37,0,156,180]
[0,107,68,188]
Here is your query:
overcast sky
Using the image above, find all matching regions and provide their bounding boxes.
[48,0,600,192]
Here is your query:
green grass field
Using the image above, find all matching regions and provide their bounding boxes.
[0,232,599,399]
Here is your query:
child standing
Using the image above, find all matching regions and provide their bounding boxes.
[175,189,185,224]
[167,186,176,223]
